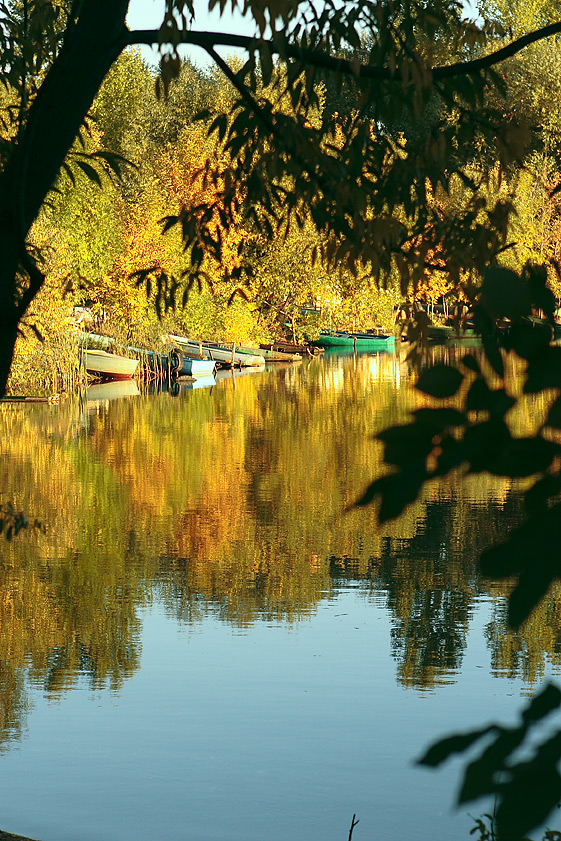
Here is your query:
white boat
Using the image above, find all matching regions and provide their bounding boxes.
[168,335,265,367]
[168,348,216,377]
[84,349,139,380]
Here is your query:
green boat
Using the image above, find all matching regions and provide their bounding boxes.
[315,331,396,350]
[425,325,479,343]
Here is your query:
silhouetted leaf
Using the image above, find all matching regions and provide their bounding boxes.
[354,464,427,522]
[507,567,556,629]
[353,476,385,508]
[481,328,505,378]
[75,159,102,187]
[463,419,511,472]
[526,264,556,323]
[524,347,561,393]
[503,319,552,361]
[421,685,561,840]
[376,422,434,466]
[418,726,495,768]
[495,737,561,840]
[415,364,464,398]
[524,474,561,515]
[481,504,561,626]
[411,408,466,430]
[489,437,560,478]
[462,354,480,373]
[460,728,525,803]
[545,395,561,429]
[480,511,547,579]
[481,267,531,319]
[466,378,491,412]
[433,435,466,475]
[521,683,561,724]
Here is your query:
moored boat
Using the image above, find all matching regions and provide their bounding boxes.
[260,341,324,356]
[168,334,265,367]
[168,348,216,378]
[315,331,395,350]
[425,325,479,343]
[84,349,139,380]
[237,345,302,362]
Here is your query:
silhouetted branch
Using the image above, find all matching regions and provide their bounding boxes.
[124,20,561,82]
[348,813,359,841]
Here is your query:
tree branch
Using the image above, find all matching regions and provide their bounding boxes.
[434,20,561,79]
[124,20,561,82]
[204,43,277,136]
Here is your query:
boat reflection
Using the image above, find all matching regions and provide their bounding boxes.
[170,376,216,393]
[86,379,140,404]
[214,365,266,384]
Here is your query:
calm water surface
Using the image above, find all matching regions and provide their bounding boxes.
[0,349,559,841]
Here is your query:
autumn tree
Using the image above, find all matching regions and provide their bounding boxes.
[0,0,559,394]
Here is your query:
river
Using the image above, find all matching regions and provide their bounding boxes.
[0,348,558,841]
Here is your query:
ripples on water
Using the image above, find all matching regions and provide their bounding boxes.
[0,348,557,841]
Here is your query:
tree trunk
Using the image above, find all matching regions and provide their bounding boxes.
[0,0,130,395]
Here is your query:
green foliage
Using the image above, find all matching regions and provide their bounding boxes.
[353,254,561,834]
[420,684,561,841]
[479,0,561,37]
[470,812,561,841]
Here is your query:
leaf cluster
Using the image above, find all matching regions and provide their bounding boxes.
[420,683,561,841]
[357,262,561,628]
[0,1,71,146]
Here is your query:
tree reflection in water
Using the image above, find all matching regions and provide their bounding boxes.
[0,350,554,748]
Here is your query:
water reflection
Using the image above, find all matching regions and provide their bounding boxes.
[0,350,551,751]
[86,380,140,404]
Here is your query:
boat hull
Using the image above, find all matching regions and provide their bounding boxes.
[315,332,395,349]
[84,349,139,380]
[185,358,217,376]
[237,345,302,362]
[260,341,324,356]
[168,348,216,378]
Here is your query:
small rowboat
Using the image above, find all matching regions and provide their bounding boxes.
[237,345,302,362]
[168,348,216,378]
[260,341,324,356]
[84,349,139,380]
[315,331,395,350]
[168,335,265,367]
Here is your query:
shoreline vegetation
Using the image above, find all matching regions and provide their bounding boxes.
[6,50,411,396]
[12,49,561,397]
